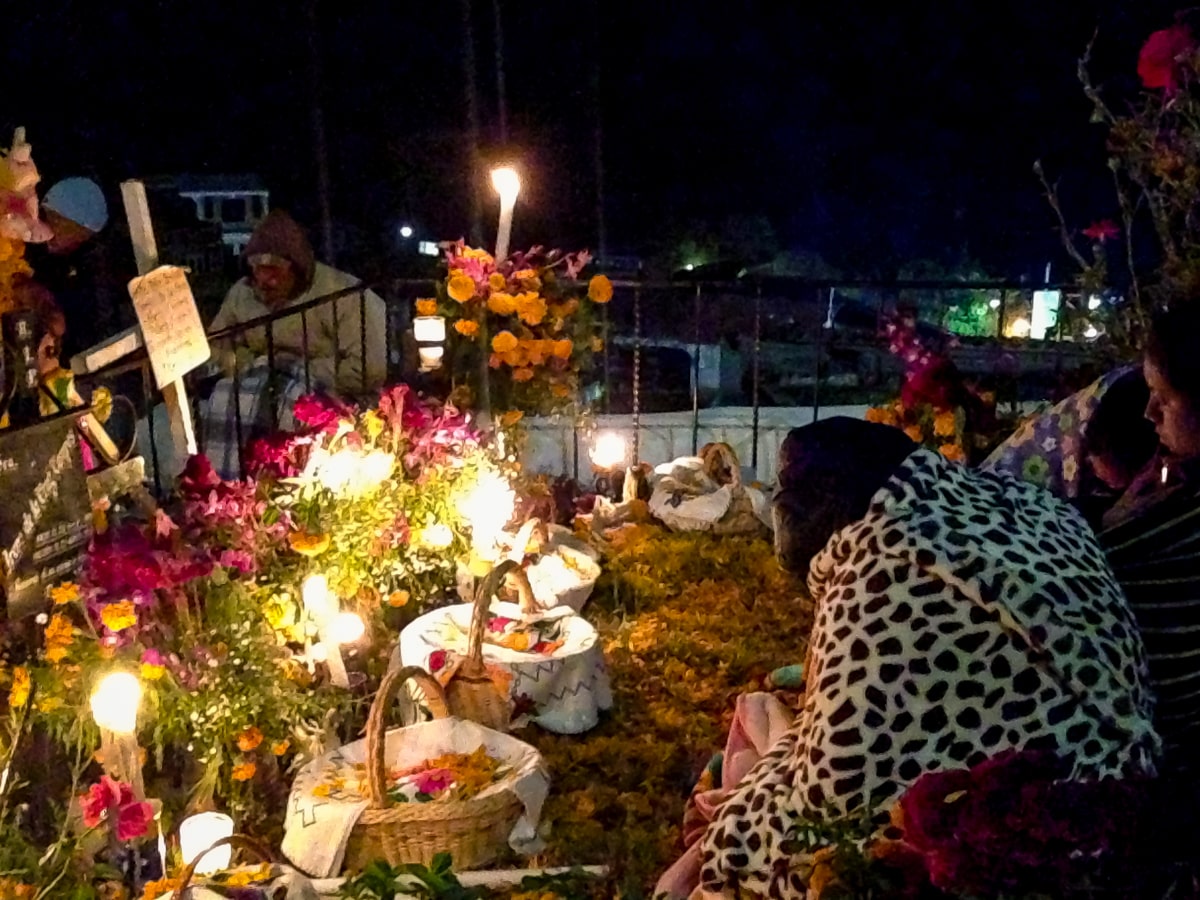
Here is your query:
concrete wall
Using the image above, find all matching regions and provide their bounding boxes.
[520,405,872,486]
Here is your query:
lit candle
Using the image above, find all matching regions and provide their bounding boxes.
[90,671,145,799]
[589,431,628,471]
[302,574,350,688]
[491,166,521,261]
[179,812,234,875]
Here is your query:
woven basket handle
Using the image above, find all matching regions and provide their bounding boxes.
[176,834,275,893]
[467,560,523,662]
[702,442,741,488]
[366,666,450,809]
[506,518,541,564]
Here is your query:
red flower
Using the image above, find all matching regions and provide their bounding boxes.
[1082,219,1120,243]
[293,393,350,434]
[428,649,449,672]
[80,776,154,841]
[1138,24,1195,92]
[179,454,221,494]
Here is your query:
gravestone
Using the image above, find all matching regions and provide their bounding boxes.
[0,413,91,618]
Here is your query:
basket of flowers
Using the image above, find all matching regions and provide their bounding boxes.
[281,666,549,877]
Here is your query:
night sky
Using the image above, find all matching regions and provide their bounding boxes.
[1,1,1186,278]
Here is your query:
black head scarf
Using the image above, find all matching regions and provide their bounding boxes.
[774,417,916,577]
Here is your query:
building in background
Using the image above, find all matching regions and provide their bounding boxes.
[143,174,269,257]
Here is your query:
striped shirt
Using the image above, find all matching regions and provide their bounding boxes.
[1102,471,1200,778]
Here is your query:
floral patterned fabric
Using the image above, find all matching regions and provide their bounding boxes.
[979,365,1137,499]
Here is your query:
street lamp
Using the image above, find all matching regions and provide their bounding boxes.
[490,166,521,261]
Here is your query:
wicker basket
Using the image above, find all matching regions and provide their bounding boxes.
[176,834,275,894]
[341,666,524,872]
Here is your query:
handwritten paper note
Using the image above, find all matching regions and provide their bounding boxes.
[127,265,211,388]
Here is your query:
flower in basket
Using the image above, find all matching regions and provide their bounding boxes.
[80,775,153,842]
[438,240,608,416]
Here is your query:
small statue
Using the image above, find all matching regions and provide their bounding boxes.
[0,127,53,244]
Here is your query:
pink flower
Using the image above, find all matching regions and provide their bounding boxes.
[428,649,449,672]
[80,776,153,841]
[140,648,165,667]
[218,549,256,575]
[413,767,454,795]
[293,393,351,434]
[1138,23,1195,92]
[1082,219,1120,243]
[487,616,515,633]
[179,454,221,494]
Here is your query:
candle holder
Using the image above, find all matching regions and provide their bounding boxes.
[413,316,447,372]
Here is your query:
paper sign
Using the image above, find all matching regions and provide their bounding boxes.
[0,415,92,618]
[128,265,211,388]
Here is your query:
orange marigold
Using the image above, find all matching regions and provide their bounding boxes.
[231,761,257,781]
[903,425,924,444]
[499,409,524,426]
[272,740,291,756]
[939,443,966,463]
[288,531,330,557]
[512,367,535,382]
[588,274,613,303]
[100,600,138,633]
[488,272,507,291]
[492,331,519,354]
[237,726,264,752]
[414,298,438,317]
[487,292,518,316]
[552,339,573,359]
[454,320,480,337]
[447,273,477,302]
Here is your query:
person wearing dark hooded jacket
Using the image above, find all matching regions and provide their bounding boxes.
[208,209,387,394]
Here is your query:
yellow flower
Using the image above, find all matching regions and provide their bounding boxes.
[588,274,614,303]
[512,367,535,383]
[865,406,899,426]
[288,531,330,557]
[499,409,524,427]
[551,339,573,360]
[488,272,508,291]
[387,590,410,608]
[43,613,74,663]
[231,761,257,782]
[448,274,477,302]
[903,425,924,444]
[463,247,494,263]
[933,409,957,438]
[272,740,291,756]
[939,443,966,463]
[50,582,79,605]
[100,600,138,633]
[224,864,273,888]
[140,663,167,681]
[363,409,385,443]
[9,667,29,708]
[492,331,519,354]
[237,726,264,752]
[415,298,438,317]
[139,878,179,900]
[454,319,480,337]
[522,339,547,366]
[515,292,547,326]
[487,292,518,316]
[311,782,332,798]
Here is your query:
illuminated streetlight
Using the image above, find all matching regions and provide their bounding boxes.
[399,225,413,239]
[491,166,521,261]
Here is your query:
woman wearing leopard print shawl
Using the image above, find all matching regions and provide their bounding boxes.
[659,417,1159,900]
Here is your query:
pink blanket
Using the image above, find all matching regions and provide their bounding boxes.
[655,692,794,899]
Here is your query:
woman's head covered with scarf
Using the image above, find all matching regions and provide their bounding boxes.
[773,417,916,578]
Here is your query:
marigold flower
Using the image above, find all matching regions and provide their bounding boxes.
[499,409,524,427]
[492,331,519,354]
[454,320,480,337]
[387,589,410,608]
[515,292,547,326]
[288,531,330,557]
[903,425,924,444]
[231,761,257,782]
[414,298,438,316]
[939,443,966,463]
[588,274,613,303]
[512,367,535,383]
[100,601,138,633]
[448,273,477,302]
[488,272,508,291]
[139,877,178,900]
[933,409,958,438]
[140,663,167,681]
[50,582,80,605]
[487,292,518,316]
[552,339,573,360]
[237,726,264,752]
[272,740,291,756]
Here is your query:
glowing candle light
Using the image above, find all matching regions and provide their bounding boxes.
[90,671,145,799]
[179,812,234,875]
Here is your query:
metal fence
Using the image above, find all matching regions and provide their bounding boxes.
[51,276,1114,496]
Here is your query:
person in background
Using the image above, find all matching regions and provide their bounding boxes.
[29,177,130,361]
[198,209,387,479]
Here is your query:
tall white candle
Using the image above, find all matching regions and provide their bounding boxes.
[491,167,520,261]
[302,574,350,688]
[90,671,145,799]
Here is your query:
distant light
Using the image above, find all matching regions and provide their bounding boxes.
[1087,295,1102,310]
[399,225,413,239]
[1084,324,1099,339]
[988,298,1001,310]
[684,263,695,271]
[418,240,440,257]
[1009,317,1031,338]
